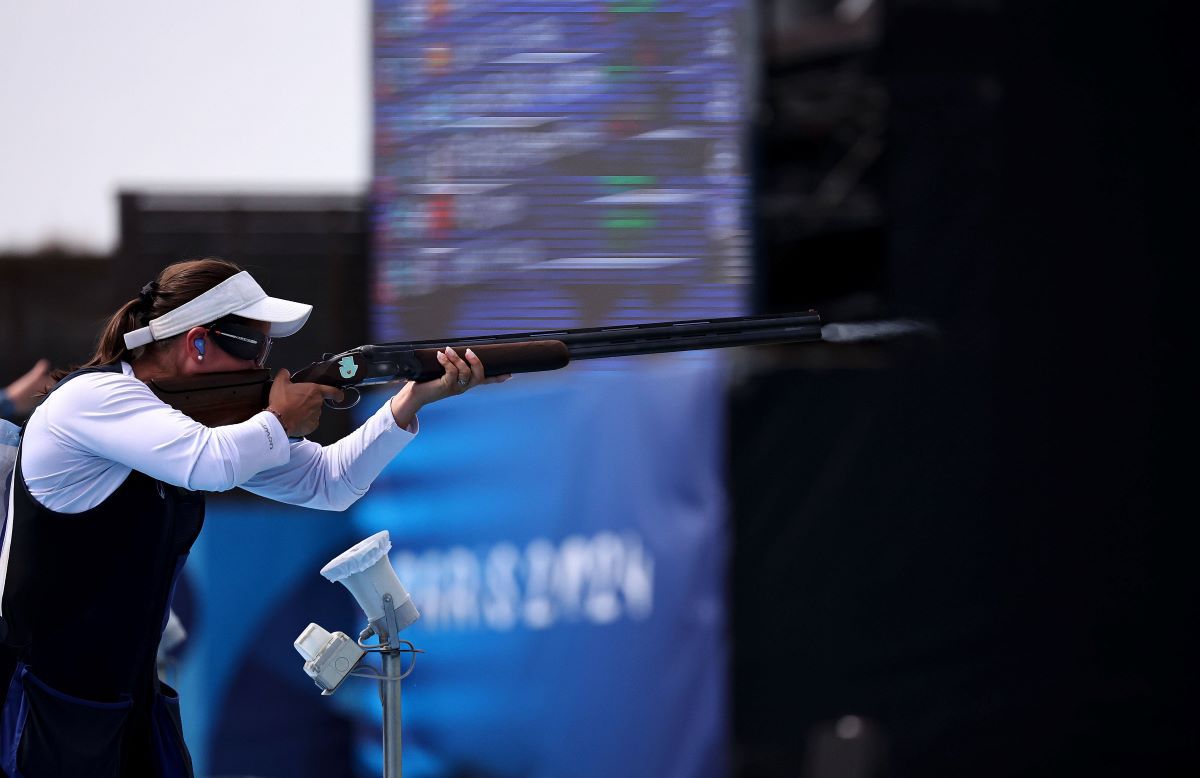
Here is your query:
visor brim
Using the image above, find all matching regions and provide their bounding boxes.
[232,297,313,337]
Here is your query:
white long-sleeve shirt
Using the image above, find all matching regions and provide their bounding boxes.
[20,362,417,513]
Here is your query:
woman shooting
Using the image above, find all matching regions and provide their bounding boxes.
[0,257,507,777]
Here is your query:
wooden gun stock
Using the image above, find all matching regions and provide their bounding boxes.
[148,369,272,428]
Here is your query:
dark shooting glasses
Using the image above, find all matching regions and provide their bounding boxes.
[206,317,272,366]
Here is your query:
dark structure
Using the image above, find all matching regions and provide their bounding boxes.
[731,1,1193,776]
[0,250,112,386]
[753,0,887,321]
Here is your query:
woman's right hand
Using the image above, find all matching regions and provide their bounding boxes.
[266,368,345,437]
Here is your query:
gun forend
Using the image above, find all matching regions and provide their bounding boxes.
[406,341,571,382]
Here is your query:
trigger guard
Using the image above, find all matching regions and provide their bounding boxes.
[325,386,361,411]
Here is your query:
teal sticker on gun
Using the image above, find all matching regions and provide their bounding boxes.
[338,357,359,379]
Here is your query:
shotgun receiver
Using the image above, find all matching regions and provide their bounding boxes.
[148,310,822,427]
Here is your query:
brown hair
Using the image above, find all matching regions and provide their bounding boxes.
[53,257,245,380]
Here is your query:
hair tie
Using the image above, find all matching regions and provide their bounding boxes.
[138,281,159,308]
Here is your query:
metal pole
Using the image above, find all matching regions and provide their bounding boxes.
[380,648,403,778]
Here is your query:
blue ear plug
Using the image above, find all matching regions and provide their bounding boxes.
[194,339,205,356]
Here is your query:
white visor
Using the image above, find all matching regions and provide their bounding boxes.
[123,271,312,350]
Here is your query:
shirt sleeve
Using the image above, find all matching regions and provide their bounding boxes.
[44,370,290,492]
[238,400,417,511]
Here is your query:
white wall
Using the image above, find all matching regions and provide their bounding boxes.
[0,1,370,253]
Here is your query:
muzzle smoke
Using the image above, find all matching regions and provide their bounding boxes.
[820,319,934,343]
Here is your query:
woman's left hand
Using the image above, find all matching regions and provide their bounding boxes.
[389,347,511,428]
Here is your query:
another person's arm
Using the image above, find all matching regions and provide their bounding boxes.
[1,359,53,420]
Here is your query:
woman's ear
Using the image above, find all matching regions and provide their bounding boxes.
[184,326,208,362]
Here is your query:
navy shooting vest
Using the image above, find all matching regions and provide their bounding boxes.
[0,366,204,777]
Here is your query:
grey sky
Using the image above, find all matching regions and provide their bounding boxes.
[0,1,369,253]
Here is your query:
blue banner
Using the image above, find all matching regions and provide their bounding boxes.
[345,356,729,777]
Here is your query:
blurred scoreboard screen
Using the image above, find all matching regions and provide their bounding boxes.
[372,0,753,341]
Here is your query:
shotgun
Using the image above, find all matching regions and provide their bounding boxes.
[148,310,822,427]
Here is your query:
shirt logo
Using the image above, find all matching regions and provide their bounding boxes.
[338,357,359,380]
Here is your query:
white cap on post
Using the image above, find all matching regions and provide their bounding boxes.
[320,531,420,636]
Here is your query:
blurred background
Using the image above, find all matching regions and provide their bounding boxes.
[1,1,1193,776]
